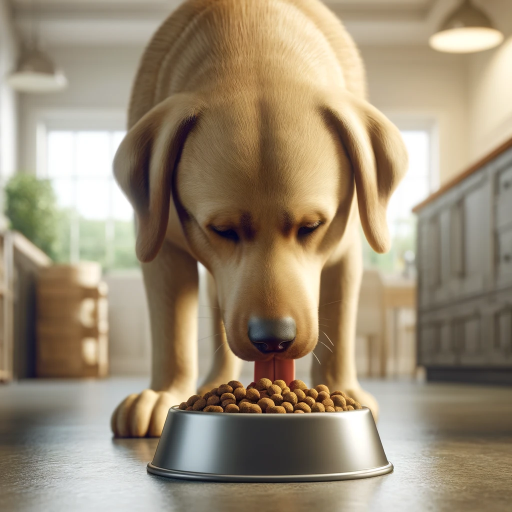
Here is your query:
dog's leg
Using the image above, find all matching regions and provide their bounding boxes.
[313,235,379,420]
[111,240,198,437]
[197,271,243,395]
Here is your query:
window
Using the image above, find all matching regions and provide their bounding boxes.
[45,130,136,270]
[362,129,433,275]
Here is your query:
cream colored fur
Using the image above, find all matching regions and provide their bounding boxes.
[111,0,408,437]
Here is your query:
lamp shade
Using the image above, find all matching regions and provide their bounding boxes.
[7,48,68,93]
[429,0,504,53]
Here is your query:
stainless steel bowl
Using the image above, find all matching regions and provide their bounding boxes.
[147,406,393,482]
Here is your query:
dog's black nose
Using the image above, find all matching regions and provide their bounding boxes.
[248,317,296,353]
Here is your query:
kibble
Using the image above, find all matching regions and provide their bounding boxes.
[255,378,272,391]
[273,380,287,390]
[282,401,294,413]
[267,384,282,396]
[217,384,233,396]
[179,381,364,414]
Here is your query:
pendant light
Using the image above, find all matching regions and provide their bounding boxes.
[7,0,68,93]
[429,0,504,53]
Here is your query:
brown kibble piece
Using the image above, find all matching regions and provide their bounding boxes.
[282,387,291,394]
[283,392,298,405]
[186,394,201,406]
[267,406,287,414]
[294,388,306,401]
[354,401,362,410]
[246,388,260,401]
[322,398,334,408]
[303,396,315,408]
[206,395,220,406]
[240,402,262,413]
[271,394,284,406]
[193,398,207,411]
[332,395,346,408]
[315,384,330,394]
[225,404,240,413]
[222,398,236,407]
[282,401,294,413]
[294,402,311,413]
[273,379,287,390]
[347,405,355,411]
[217,384,233,396]
[325,406,335,412]
[317,391,330,402]
[256,378,273,391]
[260,391,269,399]
[311,402,325,413]
[294,410,305,413]
[204,405,223,413]
[257,398,275,412]
[210,388,218,397]
[202,391,213,400]
[233,387,246,400]
[186,406,193,411]
[289,379,308,391]
[335,406,344,412]
[220,393,236,402]
[330,390,343,397]
[238,398,251,405]
[179,402,187,410]
[306,388,318,400]
[228,380,244,390]
[267,384,282,396]
[346,397,356,406]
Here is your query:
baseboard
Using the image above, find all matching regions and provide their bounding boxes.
[426,366,512,386]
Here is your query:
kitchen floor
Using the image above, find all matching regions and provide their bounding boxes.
[1,378,511,512]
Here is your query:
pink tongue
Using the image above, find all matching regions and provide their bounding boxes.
[254,358,295,385]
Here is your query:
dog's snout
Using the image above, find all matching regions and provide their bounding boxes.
[248,317,296,354]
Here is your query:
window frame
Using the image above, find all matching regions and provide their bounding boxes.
[35,109,141,275]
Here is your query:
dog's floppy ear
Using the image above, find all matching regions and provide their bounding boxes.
[320,91,408,253]
[114,94,204,262]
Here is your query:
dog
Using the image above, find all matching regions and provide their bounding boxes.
[111,0,408,437]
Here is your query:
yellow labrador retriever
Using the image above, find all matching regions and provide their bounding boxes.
[111,0,407,437]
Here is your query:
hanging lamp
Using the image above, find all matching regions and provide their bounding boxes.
[429,0,504,53]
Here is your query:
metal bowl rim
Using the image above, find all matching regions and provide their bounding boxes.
[170,405,369,416]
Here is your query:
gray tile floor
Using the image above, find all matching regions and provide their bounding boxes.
[1,378,511,512]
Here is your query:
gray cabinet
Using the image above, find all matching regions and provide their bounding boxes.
[415,139,512,384]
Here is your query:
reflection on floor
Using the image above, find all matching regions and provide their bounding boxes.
[0,378,511,512]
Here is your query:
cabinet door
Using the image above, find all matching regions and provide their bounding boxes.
[463,184,488,294]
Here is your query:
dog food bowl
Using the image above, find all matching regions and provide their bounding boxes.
[147,406,393,482]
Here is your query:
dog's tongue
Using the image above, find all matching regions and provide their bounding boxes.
[254,358,295,385]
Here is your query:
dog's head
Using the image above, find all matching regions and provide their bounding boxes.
[114,89,407,362]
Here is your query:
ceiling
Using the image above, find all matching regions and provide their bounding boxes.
[8,0,473,47]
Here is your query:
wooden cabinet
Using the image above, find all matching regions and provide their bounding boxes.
[414,138,512,384]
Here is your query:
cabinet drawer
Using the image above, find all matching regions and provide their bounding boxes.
[497,229,512,283]
[497,165,512,195]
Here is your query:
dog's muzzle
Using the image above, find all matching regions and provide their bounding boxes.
[248,317,296,354]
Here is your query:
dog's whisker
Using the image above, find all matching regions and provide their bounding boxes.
[318,299,343,308]
[318,323,329,328]
[321,330,335,347]
[213,341,227,355]
[198,304,225,311]
[198,332,222,343]
[319,341,333,353]
[312,351,321,365]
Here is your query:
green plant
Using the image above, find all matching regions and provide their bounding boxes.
[4,174,59,259]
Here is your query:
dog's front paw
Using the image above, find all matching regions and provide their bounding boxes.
[344,386,379,422]
[111,389,185,438]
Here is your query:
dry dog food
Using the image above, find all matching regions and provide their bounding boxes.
[178,379,363,414]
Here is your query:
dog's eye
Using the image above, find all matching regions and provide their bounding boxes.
[210,226,240,242]
[298,221,322,238]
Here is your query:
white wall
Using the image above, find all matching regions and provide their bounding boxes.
[360,45,470,185]
[466,1,512,161]
[0,0,19,191]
